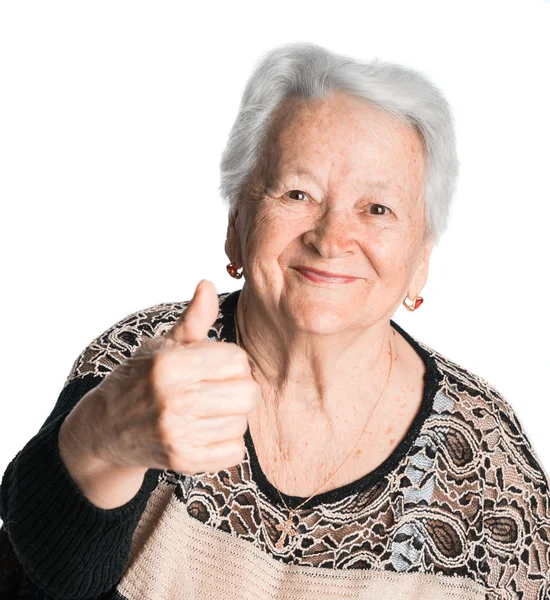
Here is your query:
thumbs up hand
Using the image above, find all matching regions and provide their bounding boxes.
[61,280,261,478]
[165,279,220,345]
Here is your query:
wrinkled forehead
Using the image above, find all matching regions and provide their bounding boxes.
[274,92,420,143]
[262,92,426,204]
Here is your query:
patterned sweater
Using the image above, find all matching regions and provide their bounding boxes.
[1,288,550,600]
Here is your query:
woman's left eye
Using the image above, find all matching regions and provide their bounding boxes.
[286,190,309,202]
[367,204,392,216]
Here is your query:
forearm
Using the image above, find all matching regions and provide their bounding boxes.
[58,408,148,510]
[0,376,160,599]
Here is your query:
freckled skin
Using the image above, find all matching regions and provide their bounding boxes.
[224,91,433,495]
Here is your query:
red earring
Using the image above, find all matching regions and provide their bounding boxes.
[227,262,243,279]
[403,295,423,312]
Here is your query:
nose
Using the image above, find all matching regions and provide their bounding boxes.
[302,208,357,258]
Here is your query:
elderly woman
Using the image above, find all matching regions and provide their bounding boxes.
[1,42,549,600]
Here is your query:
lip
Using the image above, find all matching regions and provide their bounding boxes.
[293,266,358,283]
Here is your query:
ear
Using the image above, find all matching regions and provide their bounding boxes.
[225,208,243,267]
[408,237,434,298]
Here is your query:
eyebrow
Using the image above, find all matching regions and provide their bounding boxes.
[286,167,390,193]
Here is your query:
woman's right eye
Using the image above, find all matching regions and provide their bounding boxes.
[286,190,310,202]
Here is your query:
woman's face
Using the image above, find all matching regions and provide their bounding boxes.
[226,91,433,334]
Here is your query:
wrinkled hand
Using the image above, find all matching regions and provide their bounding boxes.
[64,280,261,475]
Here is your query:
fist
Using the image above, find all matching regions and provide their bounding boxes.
[67,280,261,476]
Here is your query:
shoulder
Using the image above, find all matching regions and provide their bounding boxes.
[410,335,550,596]
[414,334,528,423]
[413,333,550,494]
[63,291,237,387]
[393,319,514,417]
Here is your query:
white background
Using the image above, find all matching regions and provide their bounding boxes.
[1,1,549,527]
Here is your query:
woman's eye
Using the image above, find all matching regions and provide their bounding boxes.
[368,204,392,216]
[286,190,309,202]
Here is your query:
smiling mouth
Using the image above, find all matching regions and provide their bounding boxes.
[293,267,357,284]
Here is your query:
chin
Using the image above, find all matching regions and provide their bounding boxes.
[283,298,352,334]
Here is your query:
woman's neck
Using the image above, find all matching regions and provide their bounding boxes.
[235,284,399,424]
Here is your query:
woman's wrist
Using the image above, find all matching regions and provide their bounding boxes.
[58,407,148,510]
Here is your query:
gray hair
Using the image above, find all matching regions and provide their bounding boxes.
[219,41,460,247]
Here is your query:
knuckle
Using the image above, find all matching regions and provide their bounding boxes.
[234,438,247,460]
[244,378,259,394]
[237,417,249,436]
[233,347,251,372]
[168,440,196,474]
[168,453,191,475]
[243,381,260,407]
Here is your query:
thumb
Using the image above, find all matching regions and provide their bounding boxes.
[166,280,220,345]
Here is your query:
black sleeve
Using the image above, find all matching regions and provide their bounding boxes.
[0,373,162,600]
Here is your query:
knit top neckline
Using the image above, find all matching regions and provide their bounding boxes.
[221,288,443,510]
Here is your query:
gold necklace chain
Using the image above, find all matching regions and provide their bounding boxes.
[234,310,394,550]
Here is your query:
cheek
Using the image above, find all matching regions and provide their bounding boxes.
[362,236,413,280]
[387,237,423,283]
[246,205,299,255]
